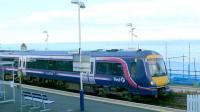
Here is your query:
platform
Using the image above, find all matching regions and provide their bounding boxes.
[0,84,184,112]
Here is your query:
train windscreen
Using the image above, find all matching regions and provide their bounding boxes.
[147,58,167,77]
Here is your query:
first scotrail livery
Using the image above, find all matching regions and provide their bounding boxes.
[0,49,169,97]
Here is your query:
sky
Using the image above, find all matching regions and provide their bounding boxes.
[0,0,200,44]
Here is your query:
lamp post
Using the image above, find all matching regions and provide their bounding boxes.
[43,31,49,51]
[126,23,138,49]
[188,42,191,76]
[71,0,85,111]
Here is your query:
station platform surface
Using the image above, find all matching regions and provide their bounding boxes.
[0,84,184,112]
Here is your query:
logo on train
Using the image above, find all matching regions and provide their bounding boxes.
[113,77,125,83]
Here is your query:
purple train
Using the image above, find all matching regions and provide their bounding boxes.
[0,49,169,96]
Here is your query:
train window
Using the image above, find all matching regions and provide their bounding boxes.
[147,58,167,77]
[96,62,111,75]
[96,62,123,76]
[130,62,137,77]
[0,58,16,67]
[48,60,57,70]
[35,60,48,69]
[27,61,36,68]
[1,58,15,61]
[56,61,73,72]
[112,63,123,76]
[14,61,18,67]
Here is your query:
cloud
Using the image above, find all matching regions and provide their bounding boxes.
[0,22,7,29]
[91,0,199,17]
[1,0,200,44]
[19,0,200,27]
[82,1,160,21]
[25,10,75,23]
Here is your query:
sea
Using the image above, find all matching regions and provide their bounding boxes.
[1,40,200,74]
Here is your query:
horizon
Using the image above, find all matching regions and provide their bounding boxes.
[1,40,200,63]
[1,39,200,45]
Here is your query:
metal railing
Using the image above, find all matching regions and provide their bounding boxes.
[168,69,200,80]
[167,55,200,86]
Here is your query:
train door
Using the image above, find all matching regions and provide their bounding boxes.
[82,58,96,84]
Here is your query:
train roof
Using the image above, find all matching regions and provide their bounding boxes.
[0,49,161,59]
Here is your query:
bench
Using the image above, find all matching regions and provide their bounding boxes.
[22,91,54,112]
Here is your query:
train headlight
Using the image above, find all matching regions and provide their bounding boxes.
[150,81,155,86]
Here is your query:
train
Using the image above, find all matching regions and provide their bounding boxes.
[0,49,169,97]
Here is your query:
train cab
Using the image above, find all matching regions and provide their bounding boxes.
[146,55,169,87]
[129,52,169,96]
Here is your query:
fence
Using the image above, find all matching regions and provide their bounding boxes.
[168,69,200,86]
[167,54,200,86]
[187,94,200,112]
[168,69,200,80]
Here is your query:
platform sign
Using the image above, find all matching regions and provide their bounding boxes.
[73,54,91,72]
